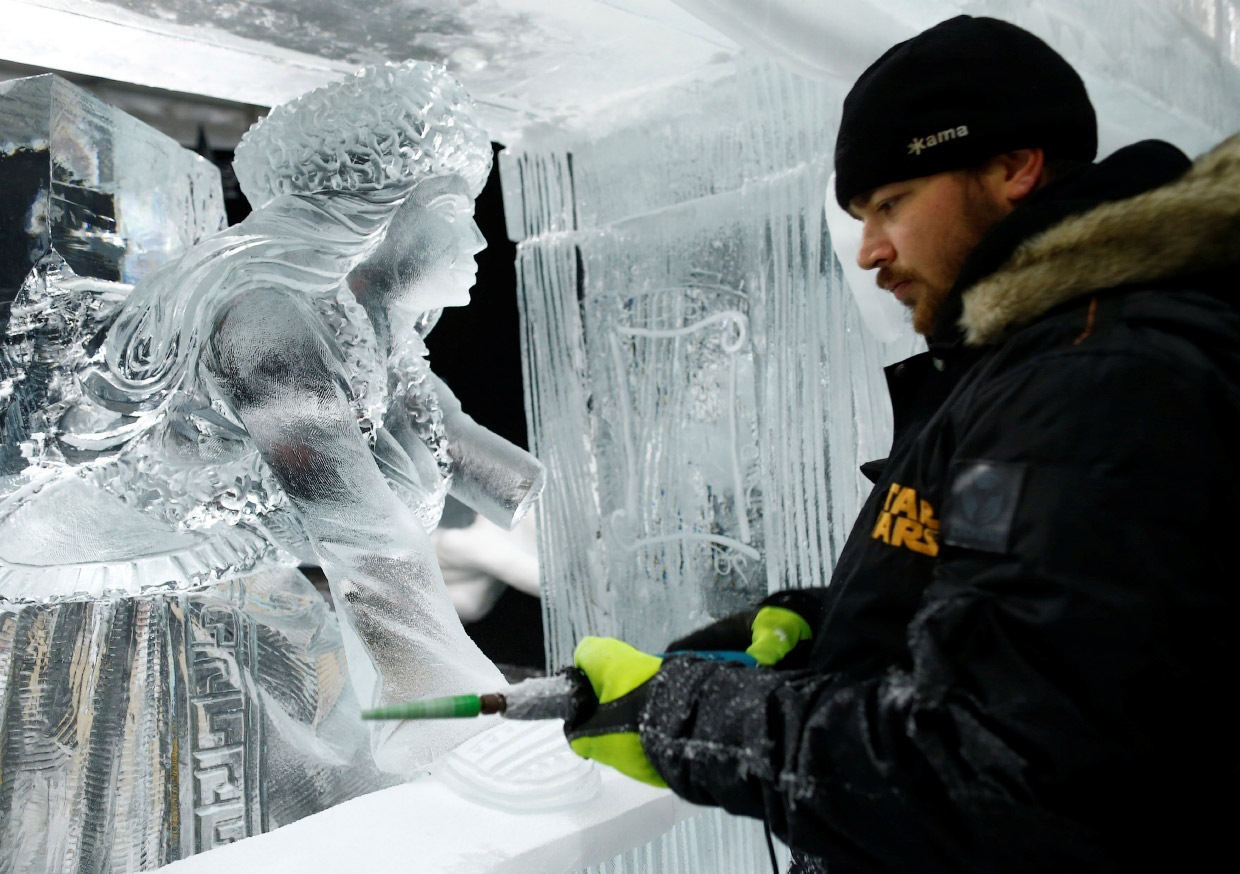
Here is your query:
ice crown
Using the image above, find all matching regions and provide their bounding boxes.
[233,60,492,208]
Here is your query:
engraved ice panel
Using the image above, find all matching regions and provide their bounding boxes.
[584,218,765,631]
[504,59,918,874]
[507,61,918,662]
[0,570,384,874]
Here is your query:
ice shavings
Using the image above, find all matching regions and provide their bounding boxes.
[500,670,581,721]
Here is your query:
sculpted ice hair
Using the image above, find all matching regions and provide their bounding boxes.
[234,61,491,206]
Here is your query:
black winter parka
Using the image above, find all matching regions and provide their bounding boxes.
[640,137,1240,873]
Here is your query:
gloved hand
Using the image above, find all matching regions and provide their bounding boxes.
[665,597,816,668]
[564,636,668,788]
[745,605,813,666]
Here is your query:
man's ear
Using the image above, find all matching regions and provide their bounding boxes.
[998,148,1046,204]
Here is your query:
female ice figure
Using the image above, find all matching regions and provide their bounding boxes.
[99,59,545,762]
[0,61,542,869]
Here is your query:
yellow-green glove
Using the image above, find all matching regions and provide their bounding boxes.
[746,605,814,667]
[565,636,667,788]
[664,595,818,669]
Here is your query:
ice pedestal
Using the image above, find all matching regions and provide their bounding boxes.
[161,722,699,874]
[0,568,386,870]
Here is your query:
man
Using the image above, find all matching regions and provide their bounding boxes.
[563,15,1239,874]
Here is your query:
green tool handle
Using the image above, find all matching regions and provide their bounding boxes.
[362,694,487,721]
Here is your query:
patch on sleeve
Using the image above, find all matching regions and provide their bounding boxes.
[943,461,1026,554]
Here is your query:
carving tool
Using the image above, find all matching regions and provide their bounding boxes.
[361,650,757,722]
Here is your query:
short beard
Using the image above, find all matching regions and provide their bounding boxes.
[911,173,1009,336]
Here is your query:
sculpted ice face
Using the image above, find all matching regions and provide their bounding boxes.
[349,173,487,320]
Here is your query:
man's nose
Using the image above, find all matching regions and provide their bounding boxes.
[856,223,894,270]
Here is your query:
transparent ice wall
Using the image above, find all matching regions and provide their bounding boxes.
[0,73,224,475]
[502,59,919,872]
[0,73,223,299]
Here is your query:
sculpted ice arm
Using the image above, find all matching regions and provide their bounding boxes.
[430,374,546,530]
[206,288,502,772]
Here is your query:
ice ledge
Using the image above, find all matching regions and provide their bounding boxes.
[0,0,353,108]
[163,741,698,874]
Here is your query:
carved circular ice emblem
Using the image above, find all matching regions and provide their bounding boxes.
[433,719,602,812]
[234,60,493,208]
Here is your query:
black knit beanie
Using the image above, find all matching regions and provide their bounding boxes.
[834,16,1097,210]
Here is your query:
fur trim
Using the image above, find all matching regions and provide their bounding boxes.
[960,133,1240,345]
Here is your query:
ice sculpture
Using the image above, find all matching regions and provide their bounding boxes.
[0,62,543,872]
[207,61,543,768]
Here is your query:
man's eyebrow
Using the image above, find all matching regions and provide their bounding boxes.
[846,196,870,220]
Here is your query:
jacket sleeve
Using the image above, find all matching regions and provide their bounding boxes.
[639,345,1233,872]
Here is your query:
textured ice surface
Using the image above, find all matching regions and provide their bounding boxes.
[5,2,1240,150]
[504,58,919,872]
[1,0,740,141]
[507,60,918,659]
[1,64,547,872]
[0,73,224,478]
[0,566,389,872]
[670,0,1240,158]
[0,73,223,301]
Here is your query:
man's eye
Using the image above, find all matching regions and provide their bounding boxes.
[878,197,898,213]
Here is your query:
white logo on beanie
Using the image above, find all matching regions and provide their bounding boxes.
[908,125,970,155]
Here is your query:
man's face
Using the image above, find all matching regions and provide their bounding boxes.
[849,169,1010,336]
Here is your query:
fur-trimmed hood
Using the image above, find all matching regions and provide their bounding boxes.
[959,133,1240,345]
